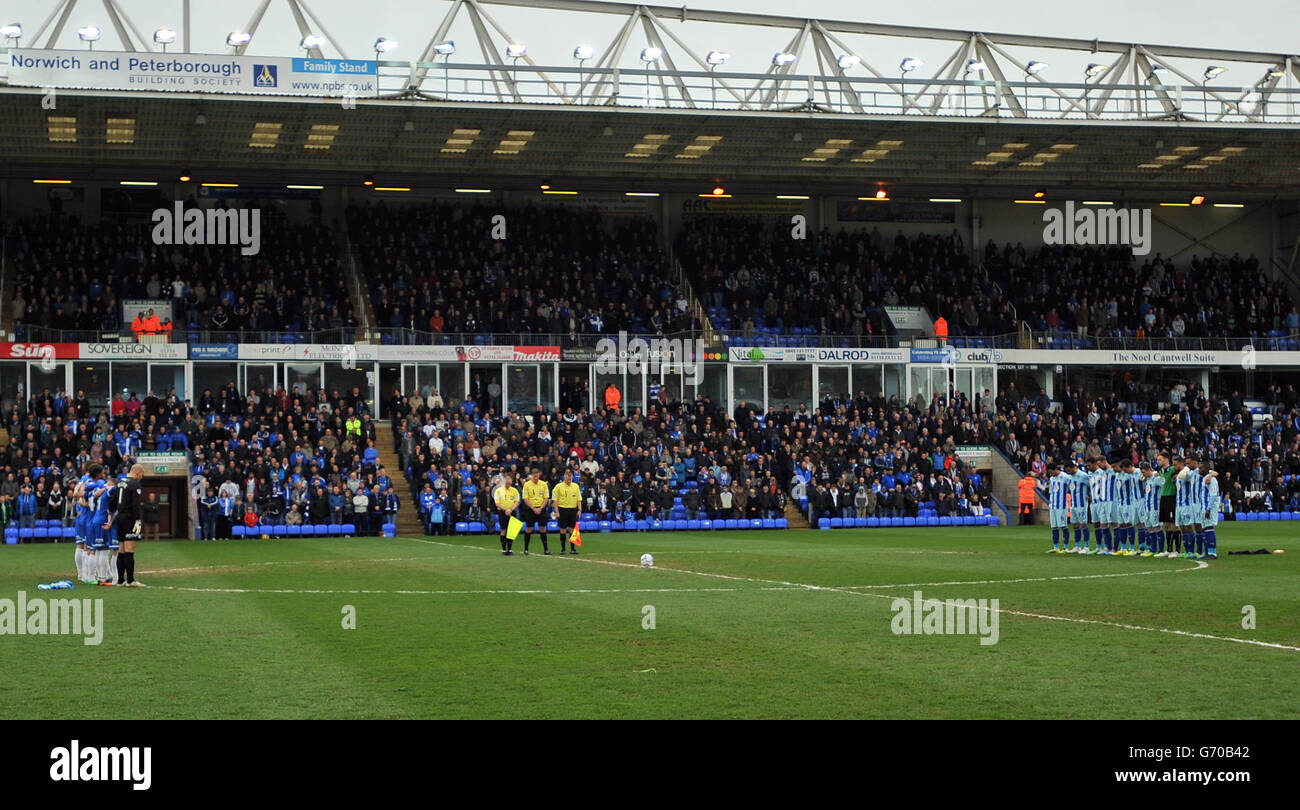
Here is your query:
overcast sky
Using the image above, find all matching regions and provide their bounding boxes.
[4,0,1296,86]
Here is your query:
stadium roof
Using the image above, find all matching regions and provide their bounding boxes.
[3,88,1299,200]
[3,0,1300,199]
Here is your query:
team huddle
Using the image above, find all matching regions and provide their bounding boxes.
[1046,453,1219,559]
[71,463,148,587]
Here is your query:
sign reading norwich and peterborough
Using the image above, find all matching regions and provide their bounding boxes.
[7,50,376,97]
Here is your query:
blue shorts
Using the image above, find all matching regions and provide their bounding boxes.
[1175,506,1197,527]
[1050,509,1068,529]
[1069,503,1090,525]
[1202,508,1220,528]
[1115,505,1135,525]
[107,524,119,550]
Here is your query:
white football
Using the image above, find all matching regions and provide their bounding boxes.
[640,553,655,568]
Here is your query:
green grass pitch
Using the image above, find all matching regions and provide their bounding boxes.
[1,525,1296,719]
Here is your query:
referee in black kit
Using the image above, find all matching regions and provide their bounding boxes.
[110,463,147,587]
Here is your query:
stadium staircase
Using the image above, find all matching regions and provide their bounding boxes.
[373,444,426,537]
[784,501,810,529]
[340,224,377,344]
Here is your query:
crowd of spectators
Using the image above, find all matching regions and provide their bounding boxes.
[984,242,1300,341]
[7,207,357,341]
[674,220,1017,339]
[346,201,698,341]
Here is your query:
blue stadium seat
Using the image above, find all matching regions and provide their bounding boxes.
[926,517,939,527]
[638,520,652,531]
[890,517,904,527]
[1240,512,1254,521]
[775,518,788,529]
[581,513,595,523]
[902,517,916,527]
[547,521,560,532]
[313,524,329,536]
[818,518,831,530]
[455,522,469,533]
[624,519,639,531]
[866,517,880,528]
[986,515,999,526]
[764,518,778,529]
[328,524,343,535]
[287,525,303,536]
[62,527,75,539]
[830,517,844,528]
[34,528,49,539]
[599,520,612,532]
[962,516,977,526]
[749,519,763,529]
[718,519,733,529]
[650,519,663,530]
[699,519,712,531]
[4,527,17,541]
[342,523,357,535]
[233,526,247,538]
[468,521,485,533]
[272,525,288,536]
[383,524,396,537]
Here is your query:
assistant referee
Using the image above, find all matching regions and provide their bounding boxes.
[493,473,520,556]
[553,469,582,555]
[521,469,551,556]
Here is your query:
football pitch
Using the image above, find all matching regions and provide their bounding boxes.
[1,525,1296,719]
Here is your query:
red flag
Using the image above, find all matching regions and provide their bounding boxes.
[570,521,583,547]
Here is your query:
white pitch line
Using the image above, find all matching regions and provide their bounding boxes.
[152,584,802,596]
[839,563,1210,589]
[140,556,437,576]
[486,545,1300,653]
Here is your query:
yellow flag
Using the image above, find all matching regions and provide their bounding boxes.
[506,516,524,540]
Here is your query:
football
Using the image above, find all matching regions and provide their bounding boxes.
[640,553,655,568]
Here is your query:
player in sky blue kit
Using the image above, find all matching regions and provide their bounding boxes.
[1066,459,1090,553]
[1175,456,1202,559]
[1046,463,1070,553]
[1200,460,1220,559]
[1087,457,1111,554]
[1113,459,1137,555]
[1139,461,1164,557]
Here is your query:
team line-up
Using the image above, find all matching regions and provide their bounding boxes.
[1046,453,1219,558]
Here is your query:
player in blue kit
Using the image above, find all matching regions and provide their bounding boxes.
[1046,463,1070,553]
[1066,459,1091,553]
[72,468,93,584]
[1200,460,1220,559]
[87,469,114,584]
